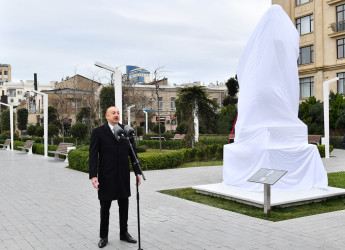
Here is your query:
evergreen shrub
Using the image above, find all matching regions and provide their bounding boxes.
[138,140,183,149]
[317,145,334,158]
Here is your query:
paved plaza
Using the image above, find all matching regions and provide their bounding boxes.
[0,149,345,249]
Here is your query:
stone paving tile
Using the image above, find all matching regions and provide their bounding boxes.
[1,149,345,249]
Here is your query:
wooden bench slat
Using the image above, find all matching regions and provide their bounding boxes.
[0,139,11,149]
[49,143,74,157]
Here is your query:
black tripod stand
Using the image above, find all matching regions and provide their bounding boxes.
[124,134,146,250]
[114,124,146,250]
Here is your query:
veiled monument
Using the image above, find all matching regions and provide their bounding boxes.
[194,5,345,207]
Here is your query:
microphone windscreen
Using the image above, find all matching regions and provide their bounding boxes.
[113,124,124,142]
[124,125,135,137]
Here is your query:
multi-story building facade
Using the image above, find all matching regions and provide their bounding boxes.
[0,64,11,84]
[0,80,54,107]
[123,65,151,84]
[124,81,227,132]
[272,0,345,100]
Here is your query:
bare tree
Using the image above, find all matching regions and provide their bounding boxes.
[152,66,165,152]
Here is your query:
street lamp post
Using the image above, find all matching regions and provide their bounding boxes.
[143,110,148,134]
[95,61,123,124]
[0,102,14,150]
[30,90,48,157]
[323,77,339,159]
[127,105,135,126]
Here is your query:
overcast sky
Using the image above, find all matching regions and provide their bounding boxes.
[1,0,271,85]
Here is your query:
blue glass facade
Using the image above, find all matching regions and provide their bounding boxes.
[126,65,138,74]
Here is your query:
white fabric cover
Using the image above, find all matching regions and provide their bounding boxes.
[222,5,328,191]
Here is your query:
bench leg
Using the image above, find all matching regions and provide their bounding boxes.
[64,155,69,163]
[54,153,59,159]
[28,148,33,155]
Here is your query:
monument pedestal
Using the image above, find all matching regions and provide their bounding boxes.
[193,183,345,208]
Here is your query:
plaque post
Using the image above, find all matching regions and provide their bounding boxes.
[248,168,287,217]
[264,183,271,217]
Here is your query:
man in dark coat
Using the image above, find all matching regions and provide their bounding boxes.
[89,106,142,248]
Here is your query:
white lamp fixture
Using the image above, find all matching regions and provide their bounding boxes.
[30,90,48,157]
[194,101,199,144]
[0,102,14,150]
[95,61,123,124]
[323,77,339,159]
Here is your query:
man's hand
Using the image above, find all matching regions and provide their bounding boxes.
[137,174,142,186]
[91,177,99,190]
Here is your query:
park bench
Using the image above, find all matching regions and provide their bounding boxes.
[171,134,185,140]
[48,143,75,162]
[308,135,322,145]
[0,139,11,150]
[150,136,166,141]
[18,140,35,154]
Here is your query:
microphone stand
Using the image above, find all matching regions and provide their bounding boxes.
[124,135,145,250]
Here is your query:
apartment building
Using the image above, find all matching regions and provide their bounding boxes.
[272,0,345,100]
[0,64,11,84]
[0,80,54,106]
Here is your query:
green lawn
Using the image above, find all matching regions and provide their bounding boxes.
[159,172,345,221]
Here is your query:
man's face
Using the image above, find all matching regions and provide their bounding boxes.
[106,107,120,125]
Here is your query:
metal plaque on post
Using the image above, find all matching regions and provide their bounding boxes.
[248,168,287,217]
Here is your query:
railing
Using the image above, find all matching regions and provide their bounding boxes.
[330,21,345,33]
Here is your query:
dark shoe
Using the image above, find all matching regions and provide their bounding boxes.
[98,238,108,248]
[120,232,137,243]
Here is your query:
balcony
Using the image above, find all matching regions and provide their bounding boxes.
[329,21,345,38]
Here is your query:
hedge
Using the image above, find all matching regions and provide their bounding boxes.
[68,150,90,172]
[182,144,223,162]
[137,140,183,149]
[317,145,334,158]
[68,149,185,173]
[330,136,343,149]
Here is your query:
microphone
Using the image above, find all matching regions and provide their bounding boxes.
[113,124,125,142]
[124,125,135,137]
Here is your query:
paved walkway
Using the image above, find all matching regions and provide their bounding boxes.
[0,149,344,250]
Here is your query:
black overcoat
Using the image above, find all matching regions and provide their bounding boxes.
[89,123,140,201]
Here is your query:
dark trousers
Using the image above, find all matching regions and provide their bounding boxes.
[100,198,128,238]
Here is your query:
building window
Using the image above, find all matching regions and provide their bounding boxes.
[296,0,311,6]
[296,14,313,35]
[4,71,8,75]
[338,73,345,94]
[10,98,14,103]
[337,38,345,58]
[337,5,345,32]
[7,89,16,97]
[17,91,22,95]
[141,101,146,110]
[170,97,176,111]
[158,97,163,111]
[298,45,314,65]
[300,77,314,98]
[18,99,22,103]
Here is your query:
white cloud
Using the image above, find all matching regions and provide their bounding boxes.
[1,0,271,84]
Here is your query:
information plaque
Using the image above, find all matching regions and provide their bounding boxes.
[247,168,288,217]
[247,168,287,185]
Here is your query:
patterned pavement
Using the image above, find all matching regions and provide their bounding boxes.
[0,149,344,249]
